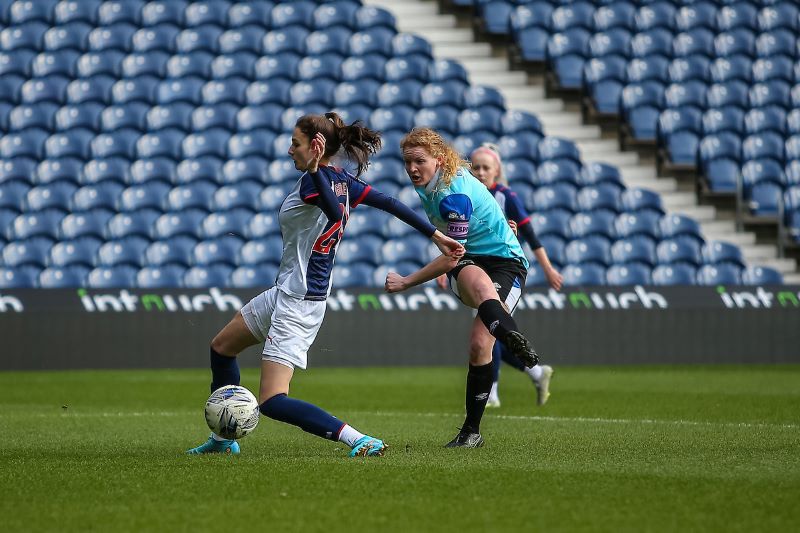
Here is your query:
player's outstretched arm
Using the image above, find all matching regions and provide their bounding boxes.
[385,254,458,293]
[533,247,563,291]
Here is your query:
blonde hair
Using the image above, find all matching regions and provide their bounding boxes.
[471,142,508,186]
[400,128,469,187]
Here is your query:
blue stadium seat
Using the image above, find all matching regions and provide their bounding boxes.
[384,56,429,83]
[245,79,293,107]
[289,79,335,106]
[533,184,577,213]
[367,107,413,134]
[166,182,215,212]
[306,27,351,56]
[741,265,783,285]
[621,82,664,141]
[759,3,799,32]
[514,25,550,63]
[614,211,661,240]
[588,27,631,59]
[355,5,395,32]
[620,188,664,215]
[118,182,170,212]
[742,160,784,193]
[55,1,102,25]
[577,184,621,212]
[263,159,295,185]
[32,50,79,78]
[136,264,186,287]
[348,28,396,58]
[20,76,69,105]
[702,240,744,267]
[245,212,280,239]
[565,236,611,266]
[165,52,212,79]
[414,108,459,137]
[635,1,676,31]
[185,1,229,28]
[39,265,89,287]
[755,30,795,60]
[583,56,626,115]
[714,29,756,58]
[498,132,541,161]
[562,263,605,286]
[710,56,752,85]
[0,50,36,79]
[257,182,293,212]
[184,264,234,288]
[144,236,197,267]
[568,211,616,240]
[182,130,230,161]
[192,236,243,267]
[136,130,184,160]
[550,2,594,32]
[122,52,168,79]
[606,263,652,285]
[1,22,50,51]
[381,235,429,265]
[376,80,422,109]
[86,265,138,287]
[652,263,697,285]
[8,103,56,132]
[218,27,265,56]
[0,181,30,209]
[533,160,580,188]
[153,210,206,240]
[538,136,581,163]
[87,23,136,53]
[668,56,711,84]
[202,79,247,106]
[49,237,101,267]
[228,131,275,160]
[175,26,222,54]
[105,211,159,240]
[345,209,385,238]
[1,130,48,160]
[0,75,27,105]
[212,182,260,211]
[657,107,703,166]
[236,105,282,133]
[313,2,357,31]
[144,104,192,133]
[0,266,40,288]
[174,158,222,185]
[193,105,237,132]
[659,214,703,244]
[2,236,52,267]
[742,133,784,165]
[673,28,715,58]
[297,54,343,82]
[745,108,787,136]
[238,236,283,266]
[748,182,782,217]
[227,1,271,28]
[392,33,432,60]
[96,236,148,267]
[610,236,657,266]
[593,2,635,32]
[463,85,504,112]
[141,1,186,27]
[229,264,278,288]
[696,263,742,285]
[717,3,757,32]
[340,55,386,83]
[263,27,309,56]
[699,133,742,192]
[626,56,669,85]
[70,181,123,212]
[656,238,702,266]
[24,181,76,211]
[332,262,374,288]
[200,208,252,239]
[156,78,203,106]
[97,1,142,26]
[101,104,148,132]
[127,157,175,185]
[75,51,121,79]
[271,0,314,28]
[546,28,590,90]
[630,28,673,59]
[210,54,255,82]
[749,81,791,110]
[44,130,93,161]
[333,80,380,110]
[664,81,707,109]
[787,135,800,162]
[753,56,793,85]
[132,24,179,54]
[702,107,744,136]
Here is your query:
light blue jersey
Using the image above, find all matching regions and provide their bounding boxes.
[415,167,529,268]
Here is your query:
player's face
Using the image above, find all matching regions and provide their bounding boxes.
[288,128,312,171]
[470,152,499,187]
[403,146,440,187]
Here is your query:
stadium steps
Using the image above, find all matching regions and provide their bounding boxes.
[366,0,799,281]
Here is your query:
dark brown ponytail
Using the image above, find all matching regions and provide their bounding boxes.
[295,112,382,176]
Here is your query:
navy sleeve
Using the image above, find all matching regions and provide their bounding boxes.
[438,193,473,243]
[518,222,542,251]
[360,187,436,237]
[301,169,342,221]
[504,188,541,250]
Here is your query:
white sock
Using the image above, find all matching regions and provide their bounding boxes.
[338,424,365,448]
[526,365,543,381]
[211,433,228,442]
[489,381,499,400]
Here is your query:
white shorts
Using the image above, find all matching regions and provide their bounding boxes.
[240,286,327,370]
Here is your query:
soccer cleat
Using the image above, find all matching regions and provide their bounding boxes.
[186,435,240,455]
[486,396,501,408]
[349,436,387,457]
[445,430,485,448]
[535,365,553,406]
[503,331,539,368]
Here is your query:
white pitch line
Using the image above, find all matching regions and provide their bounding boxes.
[3,410,799,431]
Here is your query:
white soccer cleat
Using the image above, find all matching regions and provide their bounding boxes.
[534,365,553,406]
[486,396,501,408]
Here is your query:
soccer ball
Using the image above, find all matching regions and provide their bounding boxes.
[204,385,260,440]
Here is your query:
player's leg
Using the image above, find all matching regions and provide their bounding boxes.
[487,341,503,408]
[256,292,386,457]
[446,316,494,448]
[453,264,538,368]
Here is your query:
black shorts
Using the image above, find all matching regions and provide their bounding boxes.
[447,254,527,309]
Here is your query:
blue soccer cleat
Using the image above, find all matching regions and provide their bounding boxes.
[349,436,387,457]
[186,435,240,455]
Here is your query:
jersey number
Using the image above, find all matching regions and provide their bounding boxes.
[312,208,348,254]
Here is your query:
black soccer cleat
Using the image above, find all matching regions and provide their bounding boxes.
[445,430,485,448]
[503,330,539,368]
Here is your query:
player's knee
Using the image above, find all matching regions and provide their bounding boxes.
[468,337,494,361]
[210,334,232,357]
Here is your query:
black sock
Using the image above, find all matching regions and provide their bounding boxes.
[210,347,240,393]
[462,362,494,434]
[477,299,519,343]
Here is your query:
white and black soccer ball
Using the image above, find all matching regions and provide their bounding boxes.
[204,385,260,440]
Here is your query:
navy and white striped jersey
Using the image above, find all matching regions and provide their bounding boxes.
[275,165,369,301]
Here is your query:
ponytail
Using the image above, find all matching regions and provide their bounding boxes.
[295,112,382,176]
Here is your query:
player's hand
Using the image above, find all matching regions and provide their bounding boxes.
[435,274,448,290]
[508,219,518,236]
[431,230,465,258]
[384,272,408,293]
[306,132,325,173]
[545,267,563,291]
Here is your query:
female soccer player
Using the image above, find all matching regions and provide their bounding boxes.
[385,128,541,448]
[469,143,562,408]
[187,113,464,457]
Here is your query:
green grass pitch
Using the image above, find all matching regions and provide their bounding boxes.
[1,365,799,532]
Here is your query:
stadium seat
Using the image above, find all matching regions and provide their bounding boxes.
[702,240,745,267]
[212,182,260,212]
[229,264,278,288]
[696,263,742,285]
[630,29,673,60]
[211,54,257,81]
[153,210,206,240]
[414,108,459,137]
[606,263,652,285]
[105,211,159,240]
[652,263,697,285]
[86,265,138,288]
[245,212,280,240]
[185,1,229,28]
[532,184,577,213]
[0,181,31,208]
[332,262,374,288]
[49,237,101,268]
[192,236,243,267]
[717,3,757,32]
[144,236,197,267]
[614,211,661,240]
[118,182,170,212]
[96,236,148,267]
[199,208,251,240]
[56,1,102,26]
[313,2,358,31]
[165,52,212,79]
[656,238,702,266]
[748,182,782,217]
[24,181,76,211]
[610,236,657,266]
[561,263,606,286]
[136,264,186,288]
[621,82,664,142]
[45,130,94,160]
[128,158,175,185]
[0,266,40,288]
[576,184,620,213]
[254,53,300,82]
[340,55,386,83]
[657,107,703,166]
[238,236,283,266]
[565,236,611,267]
[166,182,215,212]
[497,132,541,162]
[97,1,142,26]
[428,59,469,85]
[535,160,581,188]
[741,265,783,285]
[61,205,114,237]
[376,80,422,109]
[659,214,703,244]
[39,265,89,287]
[2,236,53,268]
[183,264,234,287]
[546,28,590,90]
[583,56,626,115]
[1,22,50,51]
[707,81,749,109]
